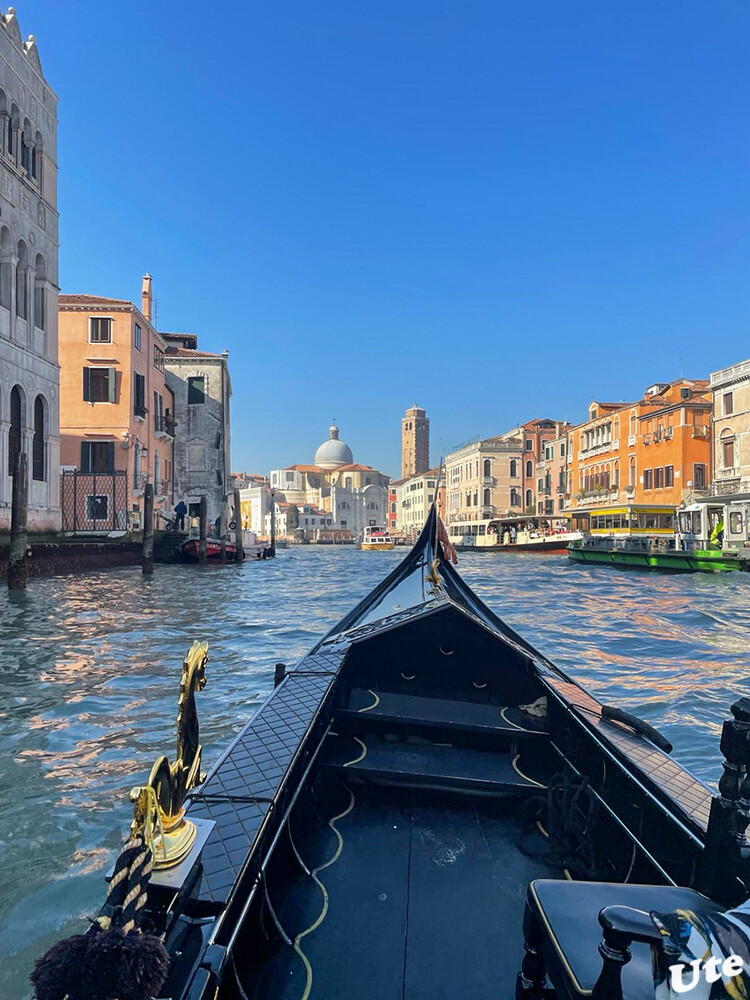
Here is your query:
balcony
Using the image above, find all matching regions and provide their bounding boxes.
[481,475,496,486]
[133,473,148,494]
[579,441,614,458]
[481,505,496,518]
[710,358,750,389]
[134,403,148,420]
[627,434,636,447]
[692,426,709,439]
[154,414,176,439]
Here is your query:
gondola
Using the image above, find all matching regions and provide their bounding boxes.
[32,508,750,1000]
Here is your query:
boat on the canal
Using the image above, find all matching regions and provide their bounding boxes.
[448,513,581,553]
[568,501,748,572]
[359,525,395,550]
[181,537,238,561]
[33,507,750,1000]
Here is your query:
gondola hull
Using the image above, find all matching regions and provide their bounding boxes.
[44,507,748,1000]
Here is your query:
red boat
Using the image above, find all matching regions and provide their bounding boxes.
[181,538,237,562]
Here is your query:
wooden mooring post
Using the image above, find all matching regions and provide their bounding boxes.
[234,488,245,563]
[219,497,227,564]
[199,496,207,565]
[142,483,154,575]
[8,451,28,590]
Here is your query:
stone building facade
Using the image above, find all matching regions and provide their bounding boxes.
[534,423,570,516]
[444,435,524,525]
[709,357,750,497]
[162,332,231,525]
[0,9,59,530]
[393,466,440,539]
[401,404,429,479]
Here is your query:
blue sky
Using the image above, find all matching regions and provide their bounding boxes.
[31,0,750,478]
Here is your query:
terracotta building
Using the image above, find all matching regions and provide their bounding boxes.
[534,423,571,516]
[498,418,561,513]
[567,379,711,511]
[58,277,175,531]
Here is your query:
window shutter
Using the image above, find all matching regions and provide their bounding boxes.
[106,442,115,473]
[80,442,90,473]
[108,368,116,403]
[83,367,91,402]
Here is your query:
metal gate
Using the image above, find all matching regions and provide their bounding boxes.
[60,469,129,533]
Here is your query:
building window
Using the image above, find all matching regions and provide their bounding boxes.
[134,324,141,350]
[654,467,664,489]
[525,460,533,478]
[188,376,205,404]
[525,439,533,451]
[391,502,396,513]
[8,383,22,475]
[32,395,46,481]
[509,459,517,478]
[723,438,735,469]
[525,489,532,508]
[85,494,109,521]
[665,465,674,487]
[90,317,113,343]
[153,345,164,372]
[134,372,146,417]
[83,366,116,403]
[34,254,46,330]
[694,464,707,489]
[680,387,690,399]
[643,469,653,490]
[723,392,734,416]
[80,440,115,473]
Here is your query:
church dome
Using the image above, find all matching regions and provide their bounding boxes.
[315,422,353,470]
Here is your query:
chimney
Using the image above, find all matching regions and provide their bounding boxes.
[141,274,152,323]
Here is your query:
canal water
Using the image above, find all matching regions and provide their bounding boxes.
[2,548,750,998]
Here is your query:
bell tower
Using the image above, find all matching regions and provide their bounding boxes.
[401,405,430,479]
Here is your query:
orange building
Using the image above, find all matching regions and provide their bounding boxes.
[57,276,175,532]
[567,379,711,511]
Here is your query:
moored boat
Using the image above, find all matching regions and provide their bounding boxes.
[181,537,237,561]
[448,513,581,553]
[33,508,750,1000]
[359,525,395,550]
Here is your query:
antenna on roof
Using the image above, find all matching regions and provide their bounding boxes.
[153,300,158,329]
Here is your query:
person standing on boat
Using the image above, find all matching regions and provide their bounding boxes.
[710,517,725,549]
[174,500,187,531]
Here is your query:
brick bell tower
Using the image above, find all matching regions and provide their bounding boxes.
[401,405,430,479]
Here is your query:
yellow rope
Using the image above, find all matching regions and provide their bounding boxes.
[511,754,546,788]
[358,691,380,713]
[292,737,365,1000]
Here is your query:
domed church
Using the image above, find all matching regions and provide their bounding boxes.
[314,423,354,470]
[269,421,390,538]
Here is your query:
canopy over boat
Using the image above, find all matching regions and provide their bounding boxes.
[31,507,750,1000]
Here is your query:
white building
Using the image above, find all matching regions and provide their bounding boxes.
[0,9,59,530]
[394,466,440,538]
[239,482,270,535]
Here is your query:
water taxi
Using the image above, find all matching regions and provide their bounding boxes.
[360,525,395,550]
[448,514,581,553]
[567,502,744,572]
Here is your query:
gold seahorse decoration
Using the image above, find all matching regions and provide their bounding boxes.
[130,640,209,869]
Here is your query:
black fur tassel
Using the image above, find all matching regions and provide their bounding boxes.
[31,923,169,1000]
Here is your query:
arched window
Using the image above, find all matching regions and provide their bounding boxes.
[483,488,491,505]
[629,409,637,439]
[720,428,736,470]
[0,226,11,311]
[8,383,23,475]
[20,117,31,175]
[483,458,491,477]
[34,253,46,331]
[525,489,533,508]
[510,488,520,507]
[525,460,533,478]
[509,458,517,478]
[8,104,18,162]
[345,476,352,488]
[0,89,7,157]
[629,457,636,488]
[32,394,46,481]
[16,240,27,319]
[32,129,43,187]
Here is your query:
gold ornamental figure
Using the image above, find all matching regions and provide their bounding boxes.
[130,640,209,869]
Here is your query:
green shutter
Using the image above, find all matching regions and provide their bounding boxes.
[83,367,91,402]
[108,368,116,403]
[80,442,90,472]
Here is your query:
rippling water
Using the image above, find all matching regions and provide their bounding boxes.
[1,549,750,997]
